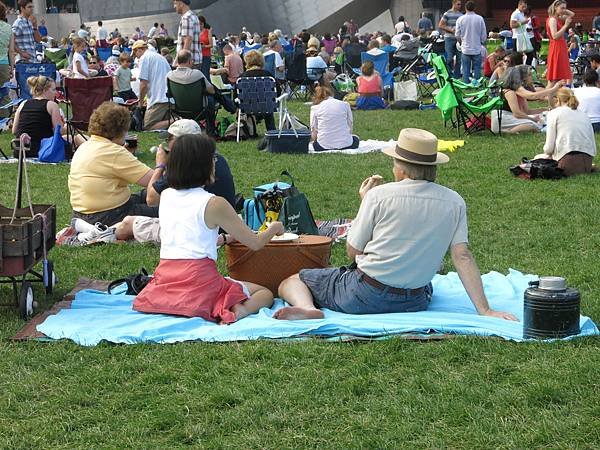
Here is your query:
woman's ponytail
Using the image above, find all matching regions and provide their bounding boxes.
[555,87,579,110]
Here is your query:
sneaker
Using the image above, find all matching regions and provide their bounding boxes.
[71,218,97,234]
[56,226,79,246]
[77,223,117,245]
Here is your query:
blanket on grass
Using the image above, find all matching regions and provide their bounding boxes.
[308,140,464,155]
[35,270,599,346]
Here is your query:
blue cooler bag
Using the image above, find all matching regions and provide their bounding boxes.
[265,130,311,153]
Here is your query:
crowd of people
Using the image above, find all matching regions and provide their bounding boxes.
[2,0,599,326]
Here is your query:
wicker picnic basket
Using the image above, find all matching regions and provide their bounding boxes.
[225,235,333,294]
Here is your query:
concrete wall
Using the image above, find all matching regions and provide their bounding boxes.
[359,10,395,35]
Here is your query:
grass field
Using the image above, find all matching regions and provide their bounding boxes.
[0,103,599,448]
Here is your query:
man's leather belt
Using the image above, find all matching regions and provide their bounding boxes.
[356,268,425,295]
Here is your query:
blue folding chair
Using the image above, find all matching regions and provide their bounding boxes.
[242,44,262,55]
[235,77,277,142]
[97,47,112,63]
[263,53,276,77]
[14,63,57,99]
[353,52,395,92]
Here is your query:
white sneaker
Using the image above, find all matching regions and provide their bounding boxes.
[71,218,97,234]
[77,223,117,245]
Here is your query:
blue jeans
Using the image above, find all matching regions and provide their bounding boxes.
[201,56,211,80]
[461,52,482,83]
[299,266,432,314]
[444,37,461,78]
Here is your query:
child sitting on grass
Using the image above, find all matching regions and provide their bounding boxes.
[133,134,284,324]
[113,53,137,101]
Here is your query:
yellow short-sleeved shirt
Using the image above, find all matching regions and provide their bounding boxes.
[68,135,151,214]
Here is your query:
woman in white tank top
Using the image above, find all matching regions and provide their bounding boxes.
[133,135,284,323]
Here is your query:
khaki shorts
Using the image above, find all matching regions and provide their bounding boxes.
[132,217,161,244]
[143,102,170,130]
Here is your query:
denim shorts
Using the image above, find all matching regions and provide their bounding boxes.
[299,266,432,314]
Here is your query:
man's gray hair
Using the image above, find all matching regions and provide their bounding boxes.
[273,29,282,37]
[394,159,437,182]
[176,49,192,65]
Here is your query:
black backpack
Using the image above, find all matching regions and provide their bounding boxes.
[108,268,152,295]
[510,158,565,180]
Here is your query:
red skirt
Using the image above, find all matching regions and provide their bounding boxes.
[546,19,571,81]
[132,258,249,324]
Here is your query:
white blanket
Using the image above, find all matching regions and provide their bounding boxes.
[309,139,395,155]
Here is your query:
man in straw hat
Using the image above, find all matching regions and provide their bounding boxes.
[276,128,518,321]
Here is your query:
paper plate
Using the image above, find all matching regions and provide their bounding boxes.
[270,233,299,243]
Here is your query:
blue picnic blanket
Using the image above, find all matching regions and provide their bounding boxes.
[37,270,599,346]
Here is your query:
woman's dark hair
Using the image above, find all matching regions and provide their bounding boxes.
[324,32,331,40]
[167,134,216,190]
[0,2,7,20]
[398,16,405,22]
[361,60,375,76]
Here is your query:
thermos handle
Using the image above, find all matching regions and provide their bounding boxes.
[528,280,540,287]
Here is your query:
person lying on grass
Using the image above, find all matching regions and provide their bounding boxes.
[132,134,284,324]
[276,128,518,322]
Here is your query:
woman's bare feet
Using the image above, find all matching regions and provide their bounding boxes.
[273,307,324,320]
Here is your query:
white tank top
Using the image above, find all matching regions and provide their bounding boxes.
[159,187,218,260]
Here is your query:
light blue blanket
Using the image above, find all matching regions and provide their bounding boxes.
[37,270,599,346]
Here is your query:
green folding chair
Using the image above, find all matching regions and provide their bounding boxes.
[44,49,68,70]
[435,79,503,136]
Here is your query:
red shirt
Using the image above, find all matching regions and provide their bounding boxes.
[200,28,211,57]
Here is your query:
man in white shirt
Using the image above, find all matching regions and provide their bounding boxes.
[455,1,486,84]
[574,70,600,133]
[96,21,108,48]
[148,22,159,39]
[77,24,89,40]
[276,128,517,322]
[133,40,172,130]
[510,0,534,64]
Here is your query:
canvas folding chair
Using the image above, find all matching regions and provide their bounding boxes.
[96,47,112,63]
[284,51,313,100]
[44,48,68,70]
[263,53,276,77]
[14,63,57,100]
[434,81,503,136]
[64,76,113,142]
[167,77,215,127]
[235,76,277,142]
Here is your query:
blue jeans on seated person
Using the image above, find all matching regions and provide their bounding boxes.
[313,135,359,152]
[461,52,482,84]
[593,122,600,133]
[444,37,461,79]
[299,266,432,314]
[356,96,386,110]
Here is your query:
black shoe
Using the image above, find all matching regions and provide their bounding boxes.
[234,193,245,213]
[257,137,268,151]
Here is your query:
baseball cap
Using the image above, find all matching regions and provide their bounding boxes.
[131,40,147,51]
[167,119,202,137]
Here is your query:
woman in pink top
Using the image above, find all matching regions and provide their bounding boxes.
[356,61,386,110]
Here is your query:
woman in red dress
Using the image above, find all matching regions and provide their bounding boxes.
[199,15,212,79]
[545,0,574,88]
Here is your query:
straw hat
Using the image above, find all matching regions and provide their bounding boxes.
[382,128,449,165]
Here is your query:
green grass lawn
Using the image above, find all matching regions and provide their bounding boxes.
[0,104,599,448]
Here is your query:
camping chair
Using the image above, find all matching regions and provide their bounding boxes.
[434,81,503,136]
[284,51,313,100]
[263,53,276,77]
[96,47,112,63]
[14,63,57,99]
[167,77,217,133]
[64,76,113,142]
[430,54,489,100]
[356,52,396,99]
[44,48,68,70]
[235,76,277,142]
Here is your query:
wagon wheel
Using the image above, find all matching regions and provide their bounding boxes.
[19,281,34,320]
[44,260,57,295]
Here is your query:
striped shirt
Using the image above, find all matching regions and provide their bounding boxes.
[177,10,201,65]
[12,15,36,62]
[441,9,463,39]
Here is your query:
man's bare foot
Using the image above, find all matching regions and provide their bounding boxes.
[273,307,324,320]
[231,303,251,321]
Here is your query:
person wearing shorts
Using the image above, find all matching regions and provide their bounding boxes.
[275,128,517,322]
